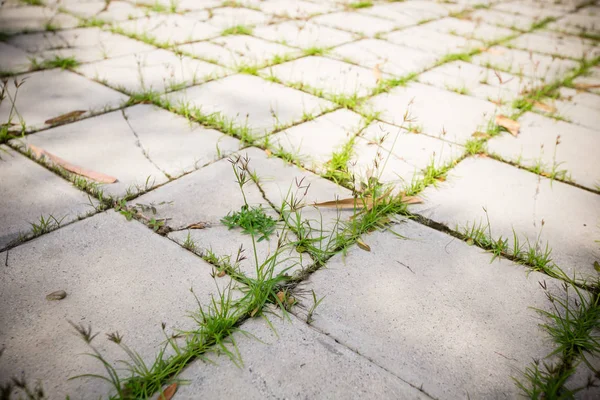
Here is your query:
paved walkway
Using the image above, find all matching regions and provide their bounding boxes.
[1,0,599,399]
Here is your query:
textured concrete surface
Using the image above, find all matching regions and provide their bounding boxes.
[1,0,598,398]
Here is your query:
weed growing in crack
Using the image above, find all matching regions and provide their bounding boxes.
[28,214,65,236]
[221,25,253,36]
[30,55,80,71]
[0,77,27,144]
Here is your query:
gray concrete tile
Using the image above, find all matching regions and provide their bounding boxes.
[116,14,220,45]
[421,17,515,42]
[312,12,398,36]
[253,21,356,49]
[7,28,156,64]
[264,56,380,97]
[508,31,600,60]
[270,109,364,171]
[12,105,241,197]
[0,211,238,399]
[470,8,538,31]
[411,157,600,279]
[332,39,438,77]
[58,0,148,22]
[492,0,570,18]
[0,69,127,131]
[0,42,31,75]
[0,145,96,250]
[472,46,580,82]
[573,66,600,95]
[165,74,333,137]
[76,48,226,93]
[552,88,600,131]
[302,220,575,399]
[364,0,461,22]
[488,112,600,191]
[0,6,79,33]
[547,6,600,36]
[176,312,428,399]
[258,0,337,18]
[210,35,299,67]
[202,6,272,28]
[386,25,483,56]
[368,82,498,144]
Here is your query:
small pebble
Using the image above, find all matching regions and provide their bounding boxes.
[46,290,67,301]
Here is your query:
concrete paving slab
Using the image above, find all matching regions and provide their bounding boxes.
[270,109,364,171]
[312,12,398,36]
[210,34,299,67]
[76,48,225,93]
[0,145,96,250]
[203,6,272,28]
[360,5,423,27]
[58,0,148,22]
[417,60,542,105]
[364,0,460,21]
[0,6,79,34]
[472,46,580,82]
[116,14,220,45]
[360,120,463,171]
[551,89,600,131]
[332,39,438,77]
[0,211,239,399]
[386,25,483,56]
[368,82,497,144]
[411,157,600,279]
[547,6,600,36]
[253,21,356,49]
[265,56,379,97]
[492,0,569,18]
[421,17,515,42]
[165,74,333,137]
[178,0,223,11]
[13,105,241,197]
[470,8,538,31]
[0,42,31,75]
[258,0,337,18]
[169,224,311,280]
[0,69,127,131]
[508,31,600,60]
[488,112,600,191]
[573,66,600,95]
[176,312,429,399]
[131,153,269,229]
[7,28,156,64]
[301,220,575,399]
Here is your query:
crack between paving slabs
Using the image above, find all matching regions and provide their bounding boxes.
[121,108,171,180]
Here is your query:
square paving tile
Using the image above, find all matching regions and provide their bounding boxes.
[411,157,600,279]
[116,14,221,45]
[0,42,31,74]
[470,9,538,31]
[417,60,542,105]
[203,6,272,28]
[492,0,569,18]
[258,0,337,18]
[488,112,600,191]
[0,145,96,250]
[386,25,483,56]
[58,0,148,22]
[0,6,79,33]
[270,109,364,171]
[507,31,600,60]
[420,17,515,42]
[175,312,427,399]
[0,211,238,399]
[264,56,379,97]
[253,21,356,49]
[472,46,580,82]
[547,6,600,36]
[12,105,241,197]
[332,39,438,77]
[364,0,460,21]
[0,69,127,131]
[360,4,422,27]
[209,35,299,67]
[7,28,156,64]
[573,66,600,95]
[302,220,568,399]
[165,74,333,137]
[311,12,398,36]
[76,49,226,93]
[368,82,497,144]
[551,88,600,131]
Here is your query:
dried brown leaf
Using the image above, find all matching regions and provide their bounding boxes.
[472,132,491,139]
[28,144,117,183]
[533,101,557,113]
[373,64,382,83]
[185,222,207,230]
[495,115,520,137]
[44,110,86,125]
[356,239,371,252]
[400,195,423,204]
[159,383,177,400]
[217,270,226,278]
[313,198,360,209]
[264,149,272,157]
[574,83,600,90]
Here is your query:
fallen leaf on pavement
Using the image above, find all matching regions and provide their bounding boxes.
[399,194,423,204]
[533,101,556,113]
[28,144,117,183]
[44,110,86,125]
[276,291,285,303]
[217,270,226,278]
[264,149,272,156]
[373,64,382,83]
[159,383,177,400]
[185,222,207,230]
[495,115,520,137]
[472,132,491,139]
[574,83,600,90]
[313,198,359,209]
[46,290,67,301]
[356,239,371,252]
